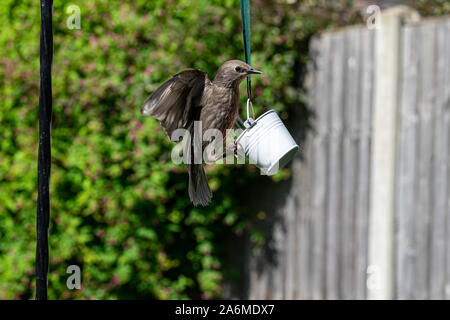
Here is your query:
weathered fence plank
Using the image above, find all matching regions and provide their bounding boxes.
[396,24,419,300]
[309,34,331,300]
[354,28,374,300]
[444,19,450,300]
[415,22,436,300]
[270,218,285,299]
[284,195,296,299]
[324,31,345,299]
[340,28,361,299]
[429,21,449,300]
[294,146,312,299]
[297,163,311,300]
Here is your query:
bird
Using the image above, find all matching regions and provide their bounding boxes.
[141,60,263,206]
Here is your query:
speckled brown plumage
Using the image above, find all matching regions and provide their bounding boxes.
[141,60,263,206]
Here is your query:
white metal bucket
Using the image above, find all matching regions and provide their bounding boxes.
[236,100,299,176]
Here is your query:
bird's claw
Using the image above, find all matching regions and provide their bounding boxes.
[209,140,241,162]
[226,140,240,159]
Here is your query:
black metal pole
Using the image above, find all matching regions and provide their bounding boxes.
[36,0,53,300]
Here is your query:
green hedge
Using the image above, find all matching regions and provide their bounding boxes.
[0,0,445,299]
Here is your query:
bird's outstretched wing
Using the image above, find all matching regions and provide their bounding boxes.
[141,69,209,141]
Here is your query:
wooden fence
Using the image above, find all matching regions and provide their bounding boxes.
[396,18,450,299]
[242,10,450,300]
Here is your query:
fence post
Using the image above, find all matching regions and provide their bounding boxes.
[36,0,53,300]
[367,6,419,300]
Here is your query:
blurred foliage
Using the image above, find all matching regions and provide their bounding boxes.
[0,0,448,299]
[408,0,450,16]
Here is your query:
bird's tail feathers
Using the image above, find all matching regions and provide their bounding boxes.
[187,163,212,206]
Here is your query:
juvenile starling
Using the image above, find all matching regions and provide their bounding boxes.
[141,60,263,206]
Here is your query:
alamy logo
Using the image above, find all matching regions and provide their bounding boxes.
[366,5,381,30]
[170,123,247,165]
[366,264,381,291]
[168,121,280,175]
[66,265,81,290]
[66,5,81,30]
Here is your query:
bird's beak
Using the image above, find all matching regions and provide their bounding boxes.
[246,68,263,75]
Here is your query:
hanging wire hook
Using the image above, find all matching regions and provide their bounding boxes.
[246,98,255,120]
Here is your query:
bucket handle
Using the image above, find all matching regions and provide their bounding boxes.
[246,98,255,120]
[243,98,256,129]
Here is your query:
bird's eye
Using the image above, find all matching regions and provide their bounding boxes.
[235,66,241,72]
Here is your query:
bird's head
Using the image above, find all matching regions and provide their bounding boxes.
[213,60,263,87]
